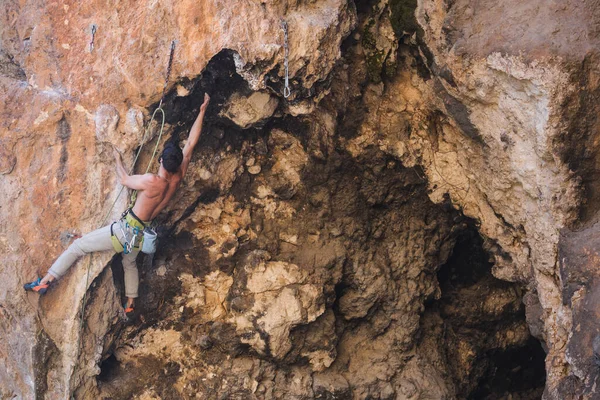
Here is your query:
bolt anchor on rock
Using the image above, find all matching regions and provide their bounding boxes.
[89,24,97,53]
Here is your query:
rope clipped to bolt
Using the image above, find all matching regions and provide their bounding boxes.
[70,41,176,396]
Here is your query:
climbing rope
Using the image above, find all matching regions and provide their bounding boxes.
[281,20,291,98]
[70,41,175,397]
[130,40,176,206]
[127,107,167,208]
[89,24,97,53]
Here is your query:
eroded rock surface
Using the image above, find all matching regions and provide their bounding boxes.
[2,0,600,399]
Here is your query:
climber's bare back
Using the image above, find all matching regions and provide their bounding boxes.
[130,171,182,221]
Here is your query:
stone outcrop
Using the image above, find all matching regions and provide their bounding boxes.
[2,0,600,398]
[221,91,279,129]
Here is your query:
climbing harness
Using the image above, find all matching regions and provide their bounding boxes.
[89,24,97,53]
[110,208,147,254]
[281,20,291,98]
[71,41,176,396]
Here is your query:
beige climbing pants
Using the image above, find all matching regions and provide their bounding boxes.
[47,224,141,298]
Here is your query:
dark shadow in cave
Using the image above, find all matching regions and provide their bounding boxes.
[432,223,546,399]
[469,336,547,400]
[97,353,119,383]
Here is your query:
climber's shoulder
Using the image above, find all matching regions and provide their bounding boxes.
[143,173,168,187]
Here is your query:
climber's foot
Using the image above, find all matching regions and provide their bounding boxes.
[23,278,51,295]
[122,302,136,321]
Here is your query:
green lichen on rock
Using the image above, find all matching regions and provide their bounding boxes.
[365,48,387,83]
[362,15,397,83]
[383,54,397,80]
[389,0,420,37]
[362,17,378,49]
[362,17,384,83]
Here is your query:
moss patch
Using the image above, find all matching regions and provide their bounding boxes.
[365,48,387,83]
[362,17,383,83]
[362,15,397,83]
[389,0,420,37]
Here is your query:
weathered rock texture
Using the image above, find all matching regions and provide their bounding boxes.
[1,0,600,398]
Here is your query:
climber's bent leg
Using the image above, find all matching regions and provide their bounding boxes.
[122,249,140,300]
[47,225,115,279]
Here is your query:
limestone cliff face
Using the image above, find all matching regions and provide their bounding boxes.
[1,0,599,399]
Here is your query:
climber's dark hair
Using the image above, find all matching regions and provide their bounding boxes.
[160,141,183,173]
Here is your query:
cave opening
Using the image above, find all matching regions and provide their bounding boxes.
[97,353,120,383]
[470,337,547,400]
[432,222,546,399]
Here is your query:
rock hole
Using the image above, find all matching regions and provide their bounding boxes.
[97,353,120,382]
[431,222,546,399]
[470,336,546,399]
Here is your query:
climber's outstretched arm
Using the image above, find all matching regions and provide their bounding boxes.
[114,149,153,190]
[181,93,210,177]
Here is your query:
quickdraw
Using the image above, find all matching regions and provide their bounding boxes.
[281,20,291,98]
[113,209,145,254]
[117,220,138,254]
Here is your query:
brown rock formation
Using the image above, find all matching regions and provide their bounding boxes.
[2,0,600,399]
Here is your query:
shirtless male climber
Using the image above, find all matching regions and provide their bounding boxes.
[23,93,211,316]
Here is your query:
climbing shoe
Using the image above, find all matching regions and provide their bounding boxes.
[122,303,136,321]
[23,278,51,295]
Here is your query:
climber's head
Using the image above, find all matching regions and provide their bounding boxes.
[159,142,183,173]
